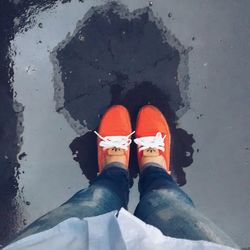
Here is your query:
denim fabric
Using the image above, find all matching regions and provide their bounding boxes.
[15,163,238,248]
[15,164,129,241]
[134,165,238,248]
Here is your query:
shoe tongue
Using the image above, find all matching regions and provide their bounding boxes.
[142,148,160,157]
[107,147,125,156]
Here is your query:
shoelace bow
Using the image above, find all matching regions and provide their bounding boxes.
[94,131,135,150]
[134,132,166,152]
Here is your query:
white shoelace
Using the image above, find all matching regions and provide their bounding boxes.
[94,131,135,150]
[134,132,166,152]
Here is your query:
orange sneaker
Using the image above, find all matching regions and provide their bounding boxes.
[134,105,171,173]
[94,105,134,172]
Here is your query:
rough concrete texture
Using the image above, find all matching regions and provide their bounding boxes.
[0,0,249,248]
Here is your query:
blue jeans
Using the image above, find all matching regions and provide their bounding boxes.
[15,164,238,248]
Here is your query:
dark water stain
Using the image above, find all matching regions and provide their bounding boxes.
[0,1,27,245]
[0,0,75,245]
[53,2,195,186]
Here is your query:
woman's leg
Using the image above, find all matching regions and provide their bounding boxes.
[14,104,133,243]
[134,165,238,248]
[15,163,129,241]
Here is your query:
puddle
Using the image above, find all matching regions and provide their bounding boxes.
[0,2,26,244]
[52,2,194,186]
[0,87,24,243]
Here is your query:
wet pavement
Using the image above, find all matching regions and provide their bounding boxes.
[0,0,250,248]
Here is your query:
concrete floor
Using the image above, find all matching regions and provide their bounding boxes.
[1,0,250,248]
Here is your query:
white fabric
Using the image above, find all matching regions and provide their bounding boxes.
[134,132,166,152]
[3,209,238,250]
[94,131,135,150]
